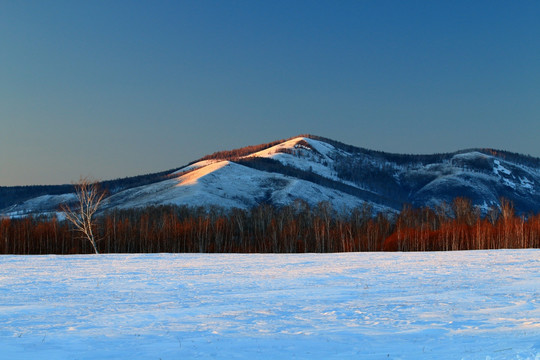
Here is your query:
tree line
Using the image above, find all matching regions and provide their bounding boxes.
[0,197,539,255]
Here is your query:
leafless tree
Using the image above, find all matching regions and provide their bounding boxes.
[61,177,106,254]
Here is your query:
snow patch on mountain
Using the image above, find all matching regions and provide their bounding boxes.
[520,176,534,190]
[103,160,379,212]
[452,151,490,161]
[493,159,512,176]
[246,137,364,190]
[172,159,221,175]
[2,193,77,218]
[177,160,230,186]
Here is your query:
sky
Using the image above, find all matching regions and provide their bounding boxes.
[1,1,539,186]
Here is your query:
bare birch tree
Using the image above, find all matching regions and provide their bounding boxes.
[61,177,106,254]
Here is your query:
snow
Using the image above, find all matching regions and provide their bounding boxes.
[246,137,340,160]
[520,176,534,190]
[477,200,496,214]
[1,250,538,359]
[248,137,310,158]
[503,177,518,189]
[178,160,230,186]
[494,159,512,176]
[103,160,374,211]
[245,137,370,192]
[492,160,519,189]
[2,193,77,218]
[247,137,337,179]
[171,160,221,175]
[304,137,341,157]
[452,151,490,161]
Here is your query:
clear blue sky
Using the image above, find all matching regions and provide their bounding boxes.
[1,1,539,186]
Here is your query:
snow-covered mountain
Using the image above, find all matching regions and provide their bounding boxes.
[2,135,540,216]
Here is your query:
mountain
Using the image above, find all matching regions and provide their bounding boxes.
[2,135,540,217]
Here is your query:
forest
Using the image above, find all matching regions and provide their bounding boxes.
[1,197,539,254]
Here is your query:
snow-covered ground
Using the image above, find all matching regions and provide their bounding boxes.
[1,251,538,359]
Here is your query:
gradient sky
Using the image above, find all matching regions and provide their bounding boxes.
[1,1,539,186]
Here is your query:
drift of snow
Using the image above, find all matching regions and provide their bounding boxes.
[1,250,538,359]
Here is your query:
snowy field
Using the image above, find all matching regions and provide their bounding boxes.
[1,251,539,360]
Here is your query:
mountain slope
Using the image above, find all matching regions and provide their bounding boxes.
[2,135,540,216]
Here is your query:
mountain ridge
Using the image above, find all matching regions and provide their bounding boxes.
[2,134,539,217]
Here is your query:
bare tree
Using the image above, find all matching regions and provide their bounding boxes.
[61,177,106,254]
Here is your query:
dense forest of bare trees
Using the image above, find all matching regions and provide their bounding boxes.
[0,198,538,254]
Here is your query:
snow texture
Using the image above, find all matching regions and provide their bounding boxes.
[103,158,374,212]
[494,160,512,176]
[1,250,538,359]
[3,193,77,218]
[248,137,359,187]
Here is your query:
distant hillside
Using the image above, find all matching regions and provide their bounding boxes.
[0,167,181,213]
[2,135,539,217]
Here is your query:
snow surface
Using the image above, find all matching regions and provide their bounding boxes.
[171,160,222,175]
[247,137,339,180]
[494,160,512,176]
[3,193,77,218]
[1,250,539,359]
[103,159,374,212]
[246,137,365,189]
[521,177,534,190]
